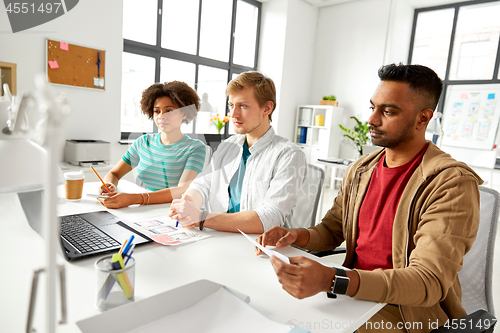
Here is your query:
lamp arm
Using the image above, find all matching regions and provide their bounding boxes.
[35,74,71,333]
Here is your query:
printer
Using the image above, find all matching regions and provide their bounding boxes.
[64,140,111,166]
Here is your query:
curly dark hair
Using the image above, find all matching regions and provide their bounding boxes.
[140,81,200,123]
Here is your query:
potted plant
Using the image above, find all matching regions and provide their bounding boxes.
[320,95,338,106]
[210,114,230,134]
[339,116,370,156]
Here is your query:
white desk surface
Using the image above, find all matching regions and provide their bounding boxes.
[1,181,383,333]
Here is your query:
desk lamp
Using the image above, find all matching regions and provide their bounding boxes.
[0,77,70,333]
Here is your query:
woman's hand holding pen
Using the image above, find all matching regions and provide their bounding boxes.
[98,183,116,196]
[98,193,142,209]
[169,194,200,229]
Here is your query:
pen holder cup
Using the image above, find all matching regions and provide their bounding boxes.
[95,254,135,311]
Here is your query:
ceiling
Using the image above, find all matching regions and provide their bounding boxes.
[258,0,477,9]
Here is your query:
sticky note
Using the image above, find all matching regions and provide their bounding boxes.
[488,93,495,100]
[48,60,59,69]
[60,42,69,51]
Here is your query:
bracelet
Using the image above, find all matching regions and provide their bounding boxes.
[145,192,150,205]
[199,210,208,231]
[140,193,146,206]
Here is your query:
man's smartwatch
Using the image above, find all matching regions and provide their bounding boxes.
[199,210,208,231]
[327,267,350,298]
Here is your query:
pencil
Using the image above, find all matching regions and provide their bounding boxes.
[118,239,128,255]
[90,165,111,192]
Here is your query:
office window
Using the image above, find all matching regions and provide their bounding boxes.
[121,53,155,133]
[448,2,500,80]
[121,0,261,140]
[410,8,454,79]
[123,0,157,46]
[409,0,500,115]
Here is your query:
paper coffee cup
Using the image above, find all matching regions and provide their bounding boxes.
[64,171,85,201]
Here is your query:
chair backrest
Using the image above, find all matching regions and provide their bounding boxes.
[286,164,325,229]
[202,145,213,173]
[458,186,499,316]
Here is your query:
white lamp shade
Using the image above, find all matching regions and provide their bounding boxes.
[0,139,46,193]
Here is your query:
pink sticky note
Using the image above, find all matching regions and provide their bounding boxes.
[48,60,59,69]
[60,42,69,51]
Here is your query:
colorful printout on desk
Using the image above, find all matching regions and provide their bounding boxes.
[122,216,211,246]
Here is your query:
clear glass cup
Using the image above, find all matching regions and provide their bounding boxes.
[95,254,135,311]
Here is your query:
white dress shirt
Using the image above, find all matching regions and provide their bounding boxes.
[188,127,307,231]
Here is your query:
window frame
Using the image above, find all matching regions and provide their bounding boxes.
[408,0,500,115]
[121,0,261,143]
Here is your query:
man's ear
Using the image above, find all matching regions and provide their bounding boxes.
[263,101,273,116]
[416,109,434,130]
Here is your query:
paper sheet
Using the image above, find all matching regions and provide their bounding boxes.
[125,287,294,333]
[122,216,211,246]
[238,229,290,264]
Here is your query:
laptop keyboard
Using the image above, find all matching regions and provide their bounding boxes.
[60,215,121,254]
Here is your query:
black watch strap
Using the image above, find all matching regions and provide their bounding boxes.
[327,267,350,298]
[199,210,208,231]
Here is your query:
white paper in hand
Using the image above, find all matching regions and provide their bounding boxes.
[238,229,290,264]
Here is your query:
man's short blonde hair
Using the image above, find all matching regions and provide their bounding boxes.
[226,71,277,121]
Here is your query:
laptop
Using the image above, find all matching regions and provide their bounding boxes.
[18,190,152,261]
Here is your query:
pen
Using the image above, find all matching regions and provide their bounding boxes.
[121,235,134,257]
[124,244,136,266]
[96,52,101,78]
[176,221,178,227]
[90,165,111,192]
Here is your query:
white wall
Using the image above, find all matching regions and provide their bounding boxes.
[0,0,126,161]
[258,0,289,133]
[305,0,414,158]
[310,0,390,158]
[258,0,318,142]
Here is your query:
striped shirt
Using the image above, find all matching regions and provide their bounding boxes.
[123,134,206,191]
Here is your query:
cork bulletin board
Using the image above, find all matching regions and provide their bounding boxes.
[46,39,105,90]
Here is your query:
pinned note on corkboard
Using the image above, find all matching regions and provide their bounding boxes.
[46,39,105,90]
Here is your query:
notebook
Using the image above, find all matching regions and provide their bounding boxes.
[17,190,152,261]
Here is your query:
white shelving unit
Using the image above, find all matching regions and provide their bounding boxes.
[295,105,344,164]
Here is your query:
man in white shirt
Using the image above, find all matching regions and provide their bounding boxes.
[169,71,307,234]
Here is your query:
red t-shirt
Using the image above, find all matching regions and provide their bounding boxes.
[354,143,429,271]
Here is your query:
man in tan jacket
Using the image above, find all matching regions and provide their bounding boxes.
[257,63,483,332]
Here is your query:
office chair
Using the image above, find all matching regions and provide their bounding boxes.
[286,163,324,229]
[432,185,499,332]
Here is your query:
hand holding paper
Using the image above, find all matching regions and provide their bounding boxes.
[238,229,290,264]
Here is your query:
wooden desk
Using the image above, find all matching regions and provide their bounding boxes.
[1,181,383,332]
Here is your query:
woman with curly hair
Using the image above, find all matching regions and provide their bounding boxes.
[98,81,207,208]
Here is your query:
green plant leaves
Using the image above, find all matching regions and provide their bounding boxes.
[338,116,370,155]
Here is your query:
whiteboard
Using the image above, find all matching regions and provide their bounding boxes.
[441,84,500,150]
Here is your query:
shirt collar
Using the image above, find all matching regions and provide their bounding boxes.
[234,126,276,155]
[248,127,275,155]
